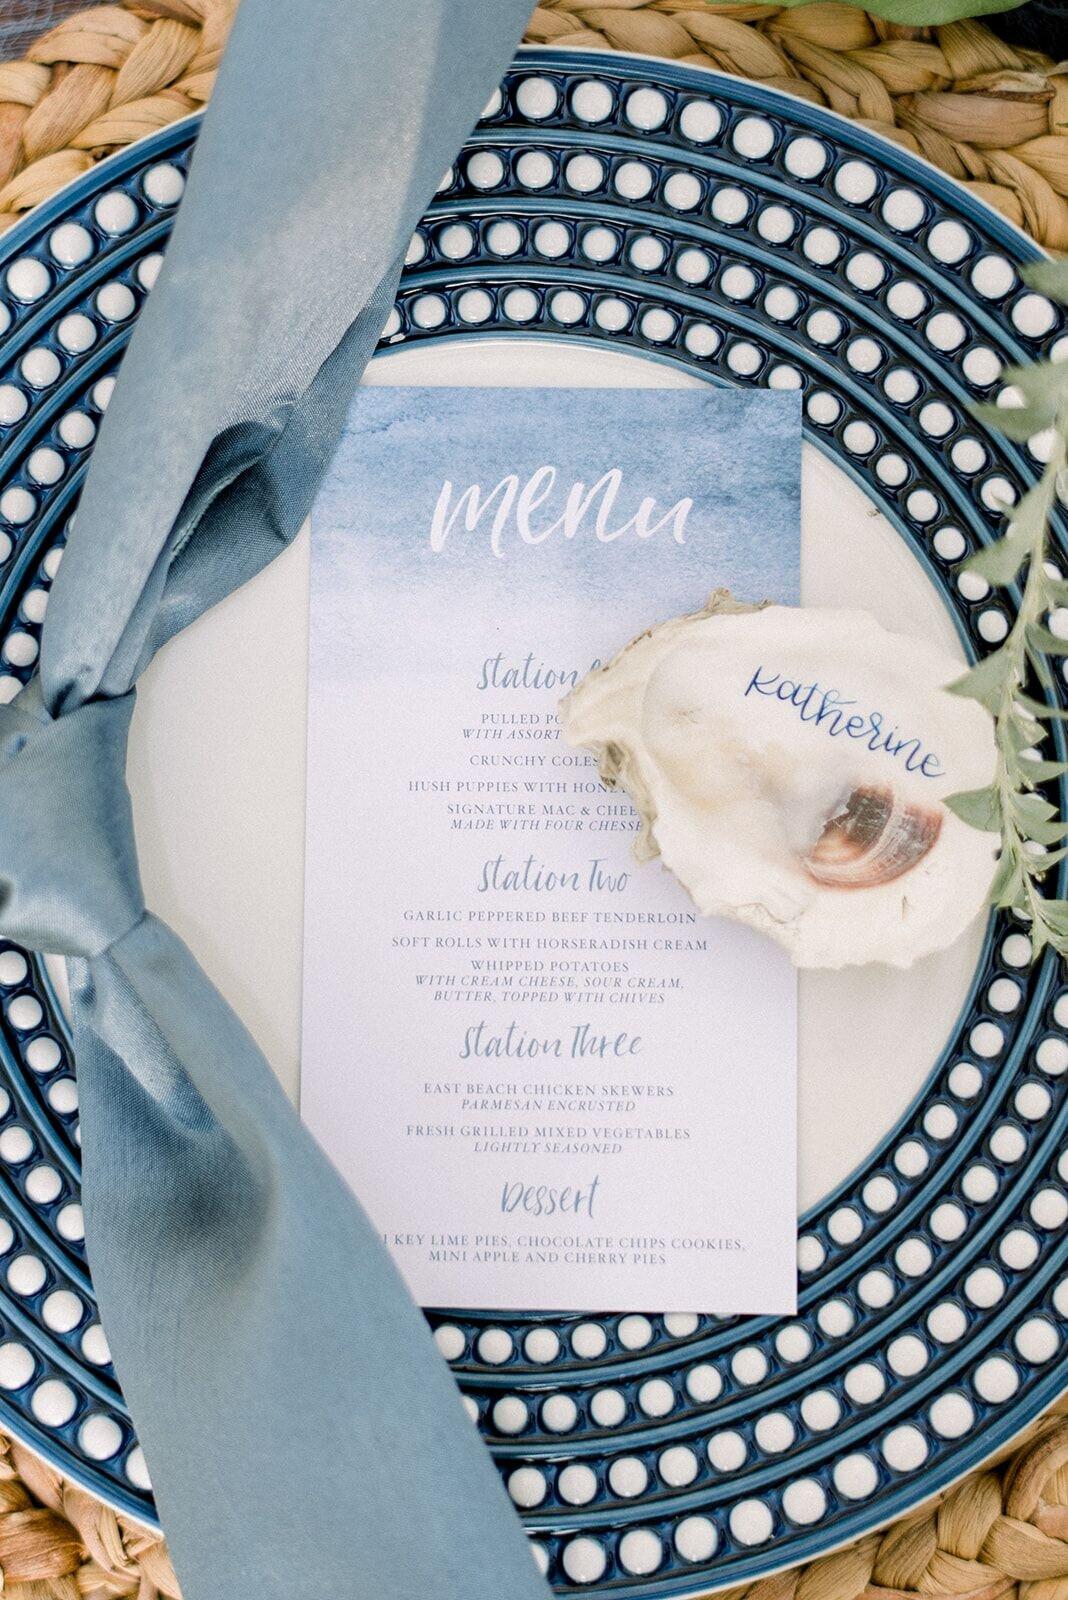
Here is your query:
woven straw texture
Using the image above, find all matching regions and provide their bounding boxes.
[0,1404,1058,1600]
[526,1,1068,246]
[0,0,1064,1595]
[0,0,1064,242]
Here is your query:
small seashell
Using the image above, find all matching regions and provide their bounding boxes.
[804,784,942,889]
[560,592,998,970]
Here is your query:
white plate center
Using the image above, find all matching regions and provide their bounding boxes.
[130,336,984,1215]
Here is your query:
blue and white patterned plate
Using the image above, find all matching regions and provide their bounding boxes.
[0,48,1064,1598]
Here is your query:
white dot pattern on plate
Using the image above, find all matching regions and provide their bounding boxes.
[664,171,702,210]
[81,1324,110,1366]
[559,1463,597,1504]
[629,234,666,272]
[572,80,614,126]
[0,1341,34,1390]
[614,160,654,201]
[563,1537,606,1584]
[887,280,927,320]
[882,188,925,232]
[493,1396,528,1434]
[21,347,61,389]
[571,1322,607,1359]
[94,191,138,234]
[137,253,162,290]
[680,99,722,144]
[434,1324,464,1361]
[676,1516,717,1561]
[610,1457,649,1498]
[125,1447,151,1491]
[42,1289,82,1333]
[31,1379,76,1427]
[733,117,775,160]
[784,136,827,179]
[660,1443,699,1484]
[804,227,842,266]
[927,220,971,263]
[48,223,92,268]
[486,220,521,256]
[835,160,878,204]
[582,226,618,263]
[685,1363,722,1403]
[80,1414,123,1461]
[566,154,604,193]
[516,76,558,121]
[708,1430,747,1472]
[625,87,669,131]
[143,163,185,207]
[730,1500,773,1546]
[510,1466,546,1507]
[834,1454,879,1500]
[710,185,749,225]
[534,221,569,258]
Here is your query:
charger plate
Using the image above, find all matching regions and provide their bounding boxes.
[0,48,1064,1598]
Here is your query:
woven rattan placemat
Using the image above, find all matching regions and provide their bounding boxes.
[0,3,1064,1596]
[0,1,1063,244]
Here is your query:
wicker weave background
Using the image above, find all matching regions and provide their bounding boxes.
[526,1,1068,246]
[0,1,1062,243]
[0,1,1063,1595]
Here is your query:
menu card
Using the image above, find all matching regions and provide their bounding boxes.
[302,387,800,1314]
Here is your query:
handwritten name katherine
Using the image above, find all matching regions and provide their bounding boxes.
[429,465,693,557]
[745,668,945,777]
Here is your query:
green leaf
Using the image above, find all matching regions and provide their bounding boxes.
[989,848,1025,909]
[1035,897,1068,937]
[972,400,1056,445]
[945,785,1001,831]
[1017,692,1068,723]
[1022,261,1068,309]
[991,788,1068,848]
[990,361,1068,423]
[1027,623,1068,657]
[1019,754,1068,783]
[1031,845,1068,871]
[1005,478,1058,547]
[1024,821,1068,845]
[1025,644,1056,692]
[963,526,1033,587]
[1011,798,1068,848]
[766,0,1025,22]
[1012,789,1058,826]
[929,307,1067,956]
[1000,713,1044,757]
[947,647,1013,715]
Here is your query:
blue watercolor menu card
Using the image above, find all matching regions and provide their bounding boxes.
[302,387,801,1314]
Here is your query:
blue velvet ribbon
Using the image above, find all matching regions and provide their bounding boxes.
[0,3,552,1597]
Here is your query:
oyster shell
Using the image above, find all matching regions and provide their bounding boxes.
[560,592,997,970]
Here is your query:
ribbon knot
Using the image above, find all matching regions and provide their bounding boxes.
[0,684,144,959]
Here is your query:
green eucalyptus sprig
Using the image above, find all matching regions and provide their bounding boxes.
[944,260,1068,960]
